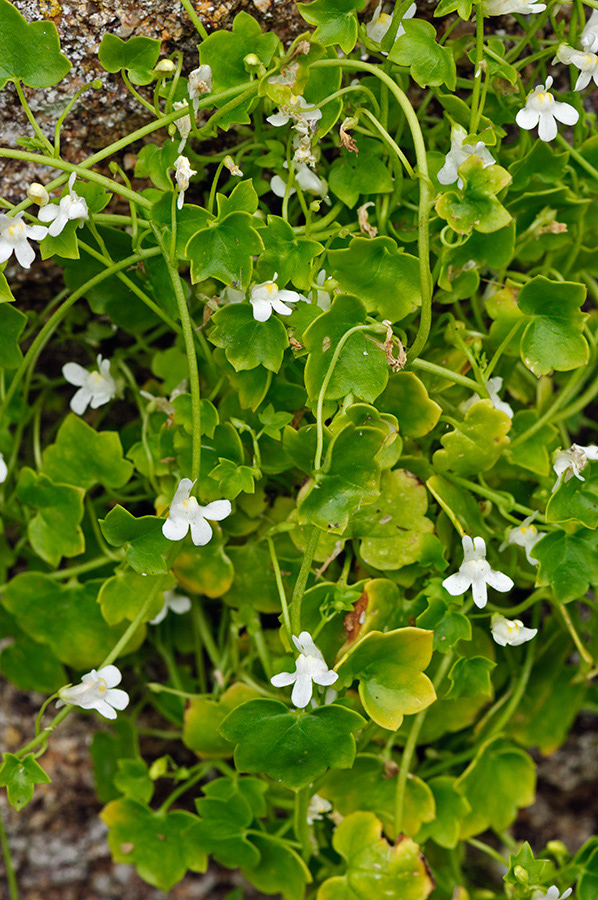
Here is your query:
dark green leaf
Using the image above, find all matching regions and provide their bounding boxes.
[0,0,71,89]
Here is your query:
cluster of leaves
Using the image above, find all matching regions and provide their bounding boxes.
[1,0,598,897]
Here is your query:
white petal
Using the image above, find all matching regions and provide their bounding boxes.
[13,238,35,269]
[190,517,213,546]
[271,671,297,688]
[552,101,579,126]
[168,594,192,614]
[291,672,314,708]
[472,536,486,558]
[312,669,338,687]
[442,571,472,596]
[270,175,291,197]
[250,298,273,321]
[27,224,48,241]
[516,107,540,131]
[485,569,514,593]
[97,665,122,688]
[277,289,303,304]
[106,688,129,710]
[471,578,488,609]
[63,362,89,386]
[162,515,190,541]
[70,386,92,415]
[537,112,558,142]
[172,477,195,506]
[271,298,294,316]
[201,499,232,521]
[0,237,13,263]
[583,444,598,460]
[94,700,118,719]
[267,111,289,127]
[38,205,59,223]
[0,455,7,483]
[149,602,168,625]
[48,209,69,237]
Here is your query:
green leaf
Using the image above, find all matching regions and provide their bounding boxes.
[209,304,288,373]
[256,216,324,290]
[0,303,27,368]
[101,797,207,892]
[42,414,133,490]
[335,628,436,730]
[40,219,80,260]
[456,738,536,838]
[100,505,171,574]
[445,656,495,700]
[297,0,367,54]
[436,157,512,236]
[0,753,51,811]
[243,834,312,900]
[434,0,473,18]
[303,295,388,402]
[98,571,167,626]
[328,145,393,208]
[351,469,436,571]
[317,811,434,900]
[216,179,259,217]
[509,140,569,191]
[186,212,264,289]
[517,276,589,377]
[0,0,71,89]
[378,372,441,438]
[416,596,471,653]
[546,469,598,529]
[426,474,487,536]
[98,33,160,85]
[0,269,15,302]
[432,400,511,475]
[192,779,261,869]
[114,759,154,804]
[220,699,365,789]
[389,19,456,90]
[416,777,471,849]
[1,573,139,669]
[504,842,550,886]
[534,529,598,603]
[173,540,235,599]
[224,539,298,612]
[327,237,422,322]
[199,11,279,92]
[209,458,258,499]
[184,683,260,758]
[0,637,66,693]
[506,410,558,477]
[16,467,85,567]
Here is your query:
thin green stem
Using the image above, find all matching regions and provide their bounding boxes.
[180,0,209,39]
[291,527,320,636]
[158,767,208,814]
[469,4,485,133]
[0,805,19,900]
[467,838,508,866]
[267,536,292,645]
[45,557,115,579]
[294,786,312,860]
[409,358,487,394]
[13,79,54,155]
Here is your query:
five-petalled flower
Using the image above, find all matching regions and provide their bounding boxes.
[270,632,338,708]
[56,665,129,720]
[62,354,117,415]
[162,477,231,546]
[491,613,537,647]
[0,212,47,269]
[516,76,578,142]
[443,535,513,609]
[174,156,197,210]
[250,273,306,322]
[556,43,598,91]
[552,443,598,492]
[532,887,572,900]
[366,1,416,44]
[437,124,495,189]
[503,514,542,565]
[150,589,192,625]
[38,173,89,237]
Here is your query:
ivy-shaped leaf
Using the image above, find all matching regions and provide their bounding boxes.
[436,156,512,235]
[297,0,368,54]
[42,414,133,491]
[328,144,393,208]
[378,372,441,438]
[243,833,312,900]
[209,304,288,373]
[0,753,51,811]
[546,469,598,529]
[184,683,260,758]
[517,275,589,377]
[0,303,27,368]
[534,529,598,603]
[389,19,456,90]
[220,699,365,790]
[416,777,471,849]
[0,637,66,694]
[432,400,511,476]
[98,34,160,85]
[199,11,279,91]
[256,216,324,290]
[335,628,436,730]
[186,212,264,289]
[0,0,71,89]
[16,467,85,567]
[97,571,168,626]
[317,811,434,900]
[100,505,171,575]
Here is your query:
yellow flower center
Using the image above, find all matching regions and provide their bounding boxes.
[7,221,25,237]
[265,282,277,294]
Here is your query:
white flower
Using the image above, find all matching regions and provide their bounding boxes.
[483,0,545,14]
[220,285,246,305]
[552,443,598,492]
[462,376,513,418]
[174,155,197,210]
[532,888,572,900]
[581,9,598,52]
[62,354,116,415]
[162,477,231,545]
[174,100,193,152]
[306,794,333,824]
[491,613,537,647]
[56,665,129,720]
[437,124,496,189]
[250,273,306,322]
[27,182,49,206]
[315,269,332,310]
[556,43,598,91]
[267,93,322,128]
[366,1,416,43]
[442,535,514,609]
[270,632,338,708]
[0,452,7,483]
[0,212,47,269]
[268,62,300,88]
[188,64,212,113]
[150,589,192,625]
[38,173,89,237]
[224,155,243,177]
[270,163,328,199]
[516,77,579,142]
[502,514,542,565]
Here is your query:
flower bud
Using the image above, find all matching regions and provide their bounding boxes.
[27,182,49,206]
[244,53,261,69]
[513,865,529,886]
[91,77,103,89]
[154,58,176,75]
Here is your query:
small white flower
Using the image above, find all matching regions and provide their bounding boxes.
[532,888,572,900]
[502,514,542,565]
[62,354,116,415]
[224,155,243,177]
[0,452,7,483]
[162,477,231,545]
[56,665,129,720]
[174,100,193,152]
[483,0,545,14]
[581,9,598,52]
[491,613,538,647]
[267,93,322,128]
[270,163,328,199]
[552,443,598,492]
[0,212,47,269]
[188,64,212,113]
[250,272,307,322]
[27,182,50,206]
[315,269,332,310]
[38,173,89,237]
[556,43,598,91]
[220,285,246,305]
[462,376,513,419]
[366,1,416,43]
[437,124,496,189]
[306,794,333,824]
[270,631,338,708]
[150,589,192,625]
[516,76,579,142]
[174,155,197,210]
[443,535,514,609]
